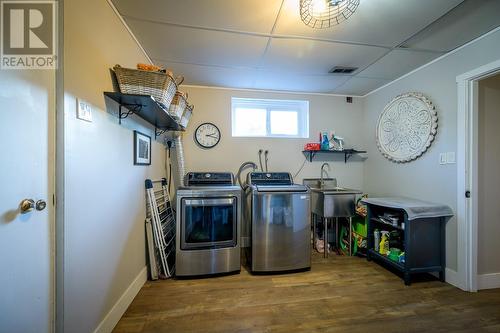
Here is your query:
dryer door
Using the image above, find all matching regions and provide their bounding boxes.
[181,197,237,250]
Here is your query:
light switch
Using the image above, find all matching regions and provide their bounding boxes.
[446,152,456,164]
[77,99,92,122]
[439,153,447,165]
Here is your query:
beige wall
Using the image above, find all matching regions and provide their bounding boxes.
[478,74,500,275]
[181,86,366,189]
[63,0,165,332]
[362,29,500,272]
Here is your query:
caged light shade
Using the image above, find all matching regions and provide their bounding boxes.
[300,0,360,29]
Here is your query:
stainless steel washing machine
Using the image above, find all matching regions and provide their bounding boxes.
[244,172,311,273]
[176,172,241,277]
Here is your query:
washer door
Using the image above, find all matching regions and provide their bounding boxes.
[251,191,311,271]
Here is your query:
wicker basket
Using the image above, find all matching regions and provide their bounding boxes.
[180,104,194,128]
[169,91,188,120]
[113,65,183,109]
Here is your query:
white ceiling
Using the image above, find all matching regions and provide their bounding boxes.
[112,0,500,95]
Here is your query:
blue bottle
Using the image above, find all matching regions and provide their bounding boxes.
[321,132,329,150]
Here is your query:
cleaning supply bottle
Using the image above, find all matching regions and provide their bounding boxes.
[379,231,390,255]
[328,131,336,150]
[374,229,380,252]
[321,131,329,150]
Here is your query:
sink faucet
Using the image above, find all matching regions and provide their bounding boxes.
[320,163,330,187]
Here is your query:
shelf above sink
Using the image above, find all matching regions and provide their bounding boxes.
[302,149,366,163]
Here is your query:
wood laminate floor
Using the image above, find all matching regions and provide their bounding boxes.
[114,252,500,333]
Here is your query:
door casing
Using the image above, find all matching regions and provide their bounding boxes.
[456,59,500,292]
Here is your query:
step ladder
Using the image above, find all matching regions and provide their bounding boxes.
[145,178,175,279]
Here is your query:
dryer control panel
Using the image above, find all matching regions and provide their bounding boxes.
[185,172,234,186]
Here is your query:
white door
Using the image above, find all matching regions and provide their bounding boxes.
[0,70,55,333]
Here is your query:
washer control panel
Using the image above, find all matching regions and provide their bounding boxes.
[248,172,293,185]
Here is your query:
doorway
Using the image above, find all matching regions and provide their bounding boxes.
[457,59,500,292]
[476,74,500,290]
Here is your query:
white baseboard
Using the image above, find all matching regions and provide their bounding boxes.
[478,272,500,290]
[93,266,147,333]
[445,267,464,290]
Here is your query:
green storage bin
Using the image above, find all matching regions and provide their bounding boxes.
[353,216,367,237]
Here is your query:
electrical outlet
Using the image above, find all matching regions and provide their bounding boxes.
[439,153,447,165]
[446,152,456,164]
[76,99,92,122]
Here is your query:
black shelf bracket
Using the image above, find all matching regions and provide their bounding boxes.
[118,103,143,124]
[307,151,317,162]
[155,127,167,139]
[345,151,353,163]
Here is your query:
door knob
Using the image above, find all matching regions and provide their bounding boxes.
[36,200,47,211]
[20,199,35,214]
[19,199,47,214]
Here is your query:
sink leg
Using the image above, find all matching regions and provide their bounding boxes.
[335,217,339,251]
[312,214,316,251]
[324,217,328,258]
[349,217,352,256]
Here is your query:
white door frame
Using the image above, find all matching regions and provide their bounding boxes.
[456,59,500,292]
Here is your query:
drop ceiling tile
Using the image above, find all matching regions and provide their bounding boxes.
[253,72,351,93]
[261,38,387,74]
[333,77,389,96]
[154,61,257,90]
[125,18,269,68]
[112,0,282,33]
[274,0,464,47]
[357,49,440,80]
[401,0,500,52]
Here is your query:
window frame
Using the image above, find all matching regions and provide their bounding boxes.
[231,97,309,138]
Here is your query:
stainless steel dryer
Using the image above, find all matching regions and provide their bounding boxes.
[244,172,311,273]
[176,172,241,277]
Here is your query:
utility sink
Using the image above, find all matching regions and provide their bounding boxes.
[303,178,362,218]
[302,178,337,190]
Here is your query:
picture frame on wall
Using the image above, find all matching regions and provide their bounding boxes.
[134,130,151,165]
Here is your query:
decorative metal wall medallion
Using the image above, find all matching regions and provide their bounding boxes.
[376,92,438,163]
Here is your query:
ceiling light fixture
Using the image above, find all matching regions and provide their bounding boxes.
[300,0,360,29]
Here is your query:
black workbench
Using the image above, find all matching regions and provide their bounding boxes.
[363,197,453,285]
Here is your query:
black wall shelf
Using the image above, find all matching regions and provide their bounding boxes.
[104,92,184,138]
[302,149,366,163]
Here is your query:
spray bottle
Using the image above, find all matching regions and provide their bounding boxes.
[379,231,390,256]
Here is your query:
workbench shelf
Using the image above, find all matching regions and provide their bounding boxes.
[104,92,184,138]
[302,149,366,163]
[368,249,404,270]
[370,217,404,231]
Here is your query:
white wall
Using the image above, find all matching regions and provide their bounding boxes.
[181,86,366,189]
[63,0,165,332]
[477,74,500,275]
[362,28,500,272]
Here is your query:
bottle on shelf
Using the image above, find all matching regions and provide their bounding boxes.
[379,231,390,255]
[374,229,380,252]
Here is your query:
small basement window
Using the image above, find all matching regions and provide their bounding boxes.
[231,97,309,138]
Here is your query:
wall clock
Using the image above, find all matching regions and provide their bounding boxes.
[376,92,438,163]
[194,122,221,149]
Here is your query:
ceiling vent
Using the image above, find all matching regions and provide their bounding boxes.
[329,66,358,74]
